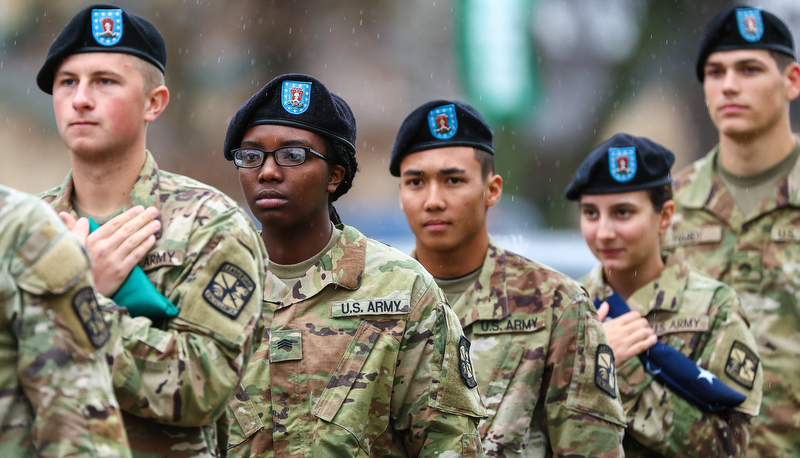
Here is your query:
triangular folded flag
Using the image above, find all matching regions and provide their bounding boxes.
[89,219,178,319]
[595,292,745,412]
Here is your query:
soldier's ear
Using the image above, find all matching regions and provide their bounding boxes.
[484,173,502,208]
[327,164,345,194]
[658,200,675,235]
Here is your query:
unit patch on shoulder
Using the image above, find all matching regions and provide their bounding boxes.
[202,262,256,318]
[72,286,110,348]
[91,9,123,46]
[458,336,478,389]
[595,344,617,398]
[725,340,759,389]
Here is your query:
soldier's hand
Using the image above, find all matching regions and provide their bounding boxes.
[59,213,91,244]
[63,206,160,297]
[597,302,657,366]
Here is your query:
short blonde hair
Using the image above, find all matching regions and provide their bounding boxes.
[131,55,165,93]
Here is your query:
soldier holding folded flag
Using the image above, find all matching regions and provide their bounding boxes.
[566,133,762,456]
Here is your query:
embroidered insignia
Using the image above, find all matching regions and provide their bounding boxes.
[72,286,110,348]
[331,298,411,317]
[202,262,256,318]
[427,104,458,139]
[725,340,759,389]
[91,9,123,47]
[458,336,478,388]
[608,146,637,183]
[281,80,312,115]
[595,344,617,397]
[270,330,303,362]
[736,8,764,43]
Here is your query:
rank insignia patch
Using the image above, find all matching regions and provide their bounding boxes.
[270,329,303,362]
[281,80,312,115]
[608,146,636,183]
[725,340,759,389]
[72,286,110,348]
[202,262,256,318]
[92,9,123,46]
[458,336,478,388]
[595,344,617,397]
[427,104,458,140]
[736,8,764,43]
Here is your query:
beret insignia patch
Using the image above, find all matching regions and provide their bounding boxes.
[725,340,759,389]
[92,9,123,46]
[281,80,312,115]
[736,8,764,43]
[458,336,478,388]
[595,344,617,397]
[202,262,256,318]
[427,104,458,140]
[608,146,637,183]
[72,286,110,348]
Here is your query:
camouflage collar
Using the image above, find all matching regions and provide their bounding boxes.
[48,151,163,231]
[263,224,365,308]
[675,142,800,224]
[583,254,688,315]
[451,237,510,328]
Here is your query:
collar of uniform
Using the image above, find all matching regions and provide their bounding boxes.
[452,236,510,328]
[673,145,719,210]
[47,150,163,236]
[581,263,615,305]
[263,224,365,307]
[626,254,688,315]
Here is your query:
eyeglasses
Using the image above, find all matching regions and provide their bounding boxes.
[232,146,329,168]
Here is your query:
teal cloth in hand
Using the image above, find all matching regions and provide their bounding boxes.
[88,218,178,318]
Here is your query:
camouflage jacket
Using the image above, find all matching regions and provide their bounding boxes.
[583,255,762,457]
[437,238,626,458]
[667,143,800,457]
[0,185,130,457]
[40,152,266,457]
[227,224,487,457]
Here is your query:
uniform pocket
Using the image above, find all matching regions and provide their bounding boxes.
[312,320,399,454]
[227,384,265,447]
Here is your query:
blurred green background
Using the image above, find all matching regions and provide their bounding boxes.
[1,0,798,276]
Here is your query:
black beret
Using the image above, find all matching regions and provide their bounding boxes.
[565,133,675,201]
[223,73,356,160]
[696,6,795,81]
[37,4,166,94]
[390,100,494,177]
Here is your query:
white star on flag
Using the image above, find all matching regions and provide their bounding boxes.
[697,368,716,384]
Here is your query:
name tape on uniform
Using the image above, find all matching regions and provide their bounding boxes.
[771,226,800,242]
[651,315,709,336]
[472,316,545,334]
[331,298,411,317]
[668,226,723,247]
[140,249,185,270]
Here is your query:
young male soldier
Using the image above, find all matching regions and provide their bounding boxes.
[36,5,265,456]
[667,6,800,456]
[0,185,131,457]
[391,100,626,456]
[223,73,487,457]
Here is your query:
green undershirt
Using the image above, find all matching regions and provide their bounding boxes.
[435,266,483,306]
[717,140,800,217]
[268,224,340,291]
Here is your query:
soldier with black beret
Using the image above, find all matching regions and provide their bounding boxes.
[223,75,487,457]
[668,7,800,455]
[568,133,762,456]
[392,99,626,456]
[35,4,265,455]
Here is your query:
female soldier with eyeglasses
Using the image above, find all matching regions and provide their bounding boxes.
[222,73,487,457]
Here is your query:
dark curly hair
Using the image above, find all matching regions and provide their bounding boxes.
[325,139,359,225]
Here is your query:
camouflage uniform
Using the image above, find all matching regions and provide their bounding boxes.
[227,224,487,457]
[434,238,626,457]
[0,185,131,457]
[667,143,800,457]
[40,152,266,457]
[583,254,762,457]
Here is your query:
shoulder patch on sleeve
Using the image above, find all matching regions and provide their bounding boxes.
[202,261,256,318]
[72,286,110,348]
[595,344,617,398]
[458,336,478,389]
[725,340,759,389]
